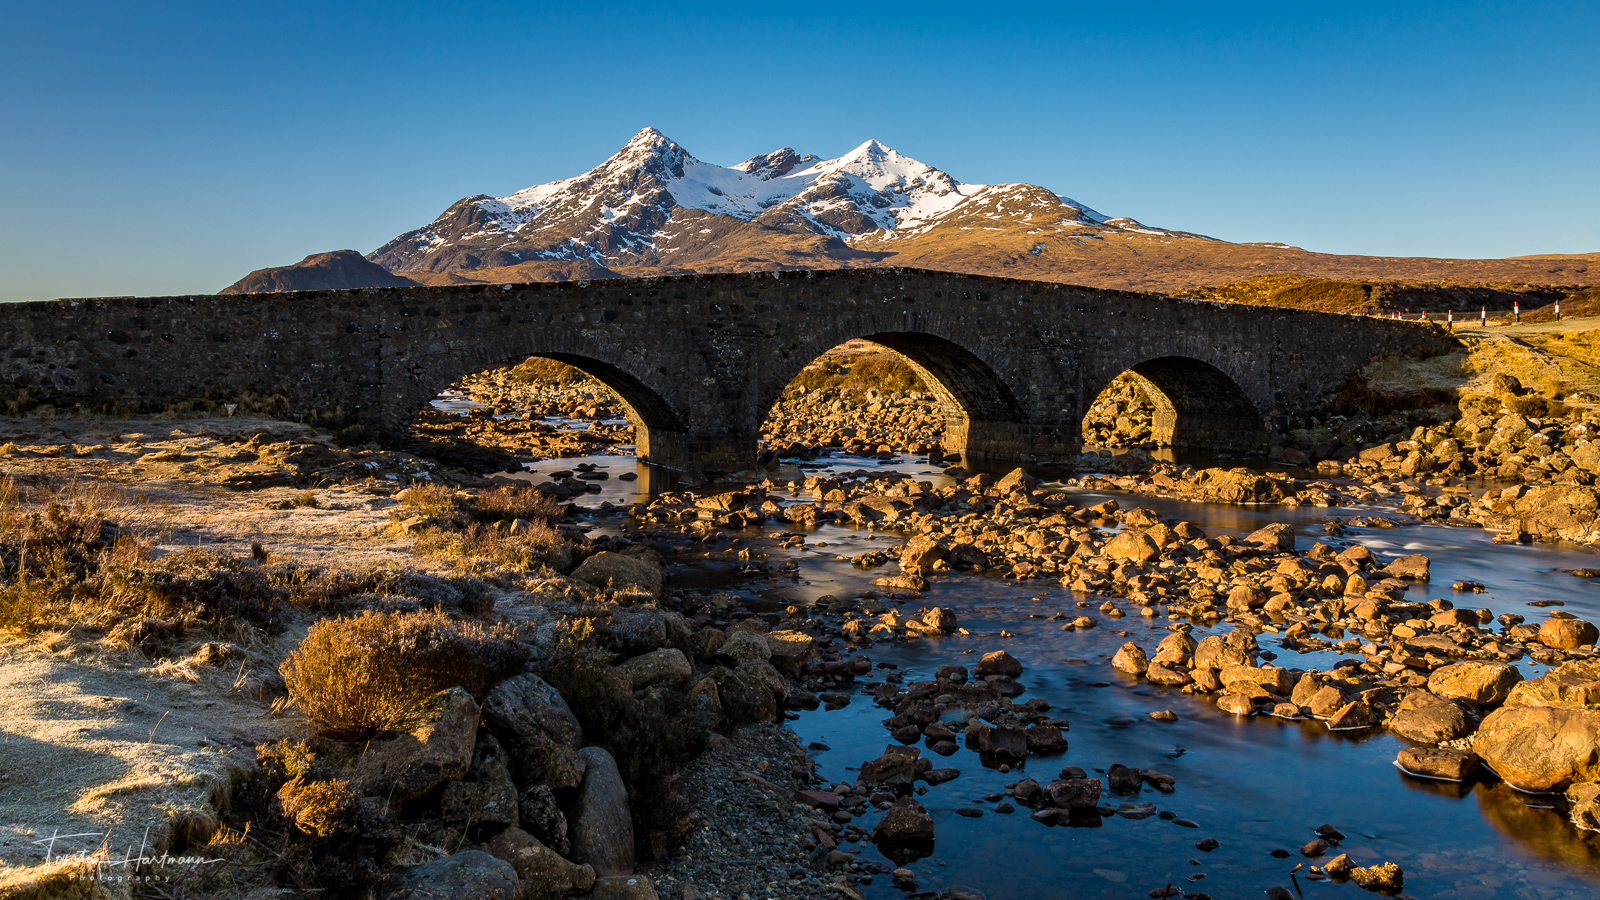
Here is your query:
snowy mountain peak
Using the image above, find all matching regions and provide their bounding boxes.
[368,129,1186,274]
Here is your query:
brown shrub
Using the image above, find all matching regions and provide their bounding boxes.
[394,482,466,521]
[472,483,565,523]
[280,609,529,738]
[413,521,569,572]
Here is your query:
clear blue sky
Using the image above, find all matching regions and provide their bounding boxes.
[2,1,1596,302]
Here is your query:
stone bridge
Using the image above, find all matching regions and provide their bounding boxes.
[0,268,1457,473]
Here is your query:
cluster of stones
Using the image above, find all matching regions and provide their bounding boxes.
[760,387,945,459]
[1079,372,1157,448]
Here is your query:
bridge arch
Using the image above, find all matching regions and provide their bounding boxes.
[759,330,1033,462]
[395,339,700,470]
[1087,356,1266,452]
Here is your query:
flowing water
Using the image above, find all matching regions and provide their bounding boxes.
[460,406,1600,897]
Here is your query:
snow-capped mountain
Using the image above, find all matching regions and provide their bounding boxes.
[368,127,1192,274]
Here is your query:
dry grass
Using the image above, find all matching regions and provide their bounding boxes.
[472,482,564,523]
[787,345,927,396]
[279,609,529,739]
[507,356,593,389]
[412,521,569,571]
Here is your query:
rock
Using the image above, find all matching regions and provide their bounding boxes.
[1383,554,1431,581]
[1427,661,1523,707]
[518,784,570,856]
[872,804,935,843]
[860,746,920,786]
[1349,862,1404,893]
[590,874,659,900]
[1103,531,1160,563]
[1025,725,1068,753]
[1216,692,1256,716]
[710,665,777,725]
[488,827,596,900]
[1112,642,1149,675]
[1151,631,1196,667]
[441,732,519,832]
[1504,659,1600,709]
[1245,523,1296,551]
[1226,583,1267,611]
[614,648,694,689]
[353,687,478,804]
[572,551,665,593]
[1144,663,1192,687]
[964,722,1027,760]
[995,467,1039,494]
[1327,701,1380,730]
[918,607,959,633]
[1389,702,1474,744]
[763,630,818,676]
[569,746,635,877]
[483,674,583,747]
[720,630,772,663]
[1397,747,1480,781]
[1568,783,1600,831]
[974,650,1023,677]
[1324,854,1355,877]
[1473,706,1600,791]
[391,850,519,900]
[1220,665,1292,695]
[934,887,987,900]
[899,534,950,576]
[1540,617,1600,650]
[1047,777,1102,810]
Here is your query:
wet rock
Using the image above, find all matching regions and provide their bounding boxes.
[1397,746,1480,781]
[571,551,665,593]
[1324,853,1355,878]
[1149,710,1178,722]
[1046,777,1102,810]
[1427,661,1523,707]
[1349,862,1404,893]
[1327,701,1380,731]
[899,534,950,576]
[354,687,478,804]
[1145,663,1193,687]
[711,666,778,725]
[934,887,987,900]
[614,648,694,690]
[1388,699,1474,744]
[488,827,596,900]
[1152,632,1196,667]
[965,721,1027,760]
[861,746,920,786]
[1112,642,1149,675]
[1567,783,1600,830]
[872,804,936,843]
[1107,764,1142,792]
[570,746,634,877]
[1195,837,1220,851]
[1473,706,1600,791]
[1539,617,1599,650]
[1504,659,1600,709]
[1301,838,1329,857]
[1382,554,1431,581]
[1216,692,1256,716]
[391,850,519,900]
[974,650,1023,678]
[1025,725,1068,753]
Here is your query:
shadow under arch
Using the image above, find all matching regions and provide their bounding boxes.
[1113,356,1266,452]
[852,331,1030,460]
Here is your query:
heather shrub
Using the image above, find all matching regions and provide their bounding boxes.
[280,609,529,738]
[246,739,397,894]
[473,482,565,523]
[413,521,571,572]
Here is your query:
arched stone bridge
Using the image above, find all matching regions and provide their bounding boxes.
[0,268,1456,473]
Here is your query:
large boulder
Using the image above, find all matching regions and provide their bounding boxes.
[763,630,818,676]
[569,746,635,877]
[1383,554,1431,581]
[353,687,478,804]
[1505,660,1600,709]
[1539,617,1599,650]
[1473,706,1600,791]
[1111,642,1149,676]
[614,648,693,690]
[1103,531,1160,563]
[1427,661,1523,707]
[483,674,583,747]
[1389,699,1474,744]
[899,534,950,576]
[441,732,520,832]
[720,630,772,664]
[489,827,596,900]
[973,650,1023,677]
[390,850,519,900]
[482,674,588,790]
[571,552,665,593]
[1244,523,1295,552]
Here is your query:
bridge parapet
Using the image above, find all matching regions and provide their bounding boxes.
[0,269,1459,473]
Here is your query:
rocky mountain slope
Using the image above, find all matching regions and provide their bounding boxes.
[225,129,1600,295]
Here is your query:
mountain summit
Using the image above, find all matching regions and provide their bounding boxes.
[368,127,1186,275]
